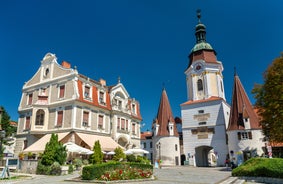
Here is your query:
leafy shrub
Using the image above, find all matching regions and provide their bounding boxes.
[49,162,62,175]
[68,164,74,174]
[113,147,126,161]
[82,159,89,165]
[36,160,51,175]
[232,157,283,178]
[126,154,136,162]
[73,158,83,168]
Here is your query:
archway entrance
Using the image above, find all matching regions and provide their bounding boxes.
[195,146,213,167]
[117,136,128,148]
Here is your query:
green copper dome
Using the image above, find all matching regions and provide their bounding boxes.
[191,42,213,53]
[190,9,214,53]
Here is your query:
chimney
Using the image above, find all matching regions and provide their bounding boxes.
[100,78,106,86]
[61,61,71,68]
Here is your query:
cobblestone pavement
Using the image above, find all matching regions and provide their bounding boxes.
[0,166,235,184]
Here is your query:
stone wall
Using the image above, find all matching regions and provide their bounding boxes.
[19,160,38,174]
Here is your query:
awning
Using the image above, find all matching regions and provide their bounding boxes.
[64,142,93,155]
[23,132,69,153]
[75,132,122,152]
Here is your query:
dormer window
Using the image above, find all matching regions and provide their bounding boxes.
[132,104,136,114]
[84,85,91,99]
[99,91,105,105]
[44,68,49,78]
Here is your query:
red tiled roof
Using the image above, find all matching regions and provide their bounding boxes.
[190,50,217,64]
[154,89,178,137]
[10,121,17,127]
[140,131,152,140]
[227,75,261,131]
[181,96,223,106]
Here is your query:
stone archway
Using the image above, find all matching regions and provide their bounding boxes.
[195,145,213,167]
[117,136,128,148]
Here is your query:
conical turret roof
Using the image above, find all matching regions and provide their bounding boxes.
[227,73,260,131]
[154,88,178,136]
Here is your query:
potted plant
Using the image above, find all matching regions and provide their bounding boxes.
[19,152,24,160]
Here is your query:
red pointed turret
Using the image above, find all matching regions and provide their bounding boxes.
[227,73,260,131]
[154,88,179,136]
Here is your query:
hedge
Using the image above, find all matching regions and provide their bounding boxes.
[232,157,283,178]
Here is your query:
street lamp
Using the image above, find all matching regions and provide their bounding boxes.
[158,142,161,160]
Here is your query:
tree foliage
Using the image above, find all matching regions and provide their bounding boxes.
[90,140,103,164]
[252,53,283,142]
[0,106,17,159]
[113,147,126,161]
[40,133,67,166]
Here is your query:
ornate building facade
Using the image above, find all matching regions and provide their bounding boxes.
[15,53,142,155]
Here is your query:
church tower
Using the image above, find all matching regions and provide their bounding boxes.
[152,88,180,166]
[185,10,226,101]
[181,10,230,167]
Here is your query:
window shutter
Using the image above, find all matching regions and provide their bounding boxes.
[117,118,120,129]
[25,116,30,130]
[121,119,125,129]
[248,132,252,139]
[57,111,63,126]
[28,94,33,105]
[98,115,103,126]
[83,111,89,123]
[59,85,65,98]
[237,132,241,140]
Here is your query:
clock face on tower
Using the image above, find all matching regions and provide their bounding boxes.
[194,63,203,72]
[196,65,202,70]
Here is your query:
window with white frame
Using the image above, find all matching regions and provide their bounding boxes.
[237,132,252,140]
[99,91,105,105]
[132,103,136,114]
[84,85,91,99]
[35,109,45,126]
[82,111,89,127]
[132,123,136,135]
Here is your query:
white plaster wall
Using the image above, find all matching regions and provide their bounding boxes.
[227,130,265,157]
[153,136,180,166]
[181,100,229,166]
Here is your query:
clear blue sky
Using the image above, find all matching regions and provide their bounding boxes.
[0,1,282,132]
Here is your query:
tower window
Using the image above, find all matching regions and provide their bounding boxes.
[197,79,203,91]
[198,110,204,114]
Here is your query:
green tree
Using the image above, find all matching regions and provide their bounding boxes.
[252,53,283,142]
[0,106,17,159]
[90,140,103,164]
[113,147,126,161]
[40,133,67,166]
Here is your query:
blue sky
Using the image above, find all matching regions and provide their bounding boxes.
[0,1,282,132]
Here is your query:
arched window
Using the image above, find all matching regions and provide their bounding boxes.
[197,79,203,91]
[35,109,45,125]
